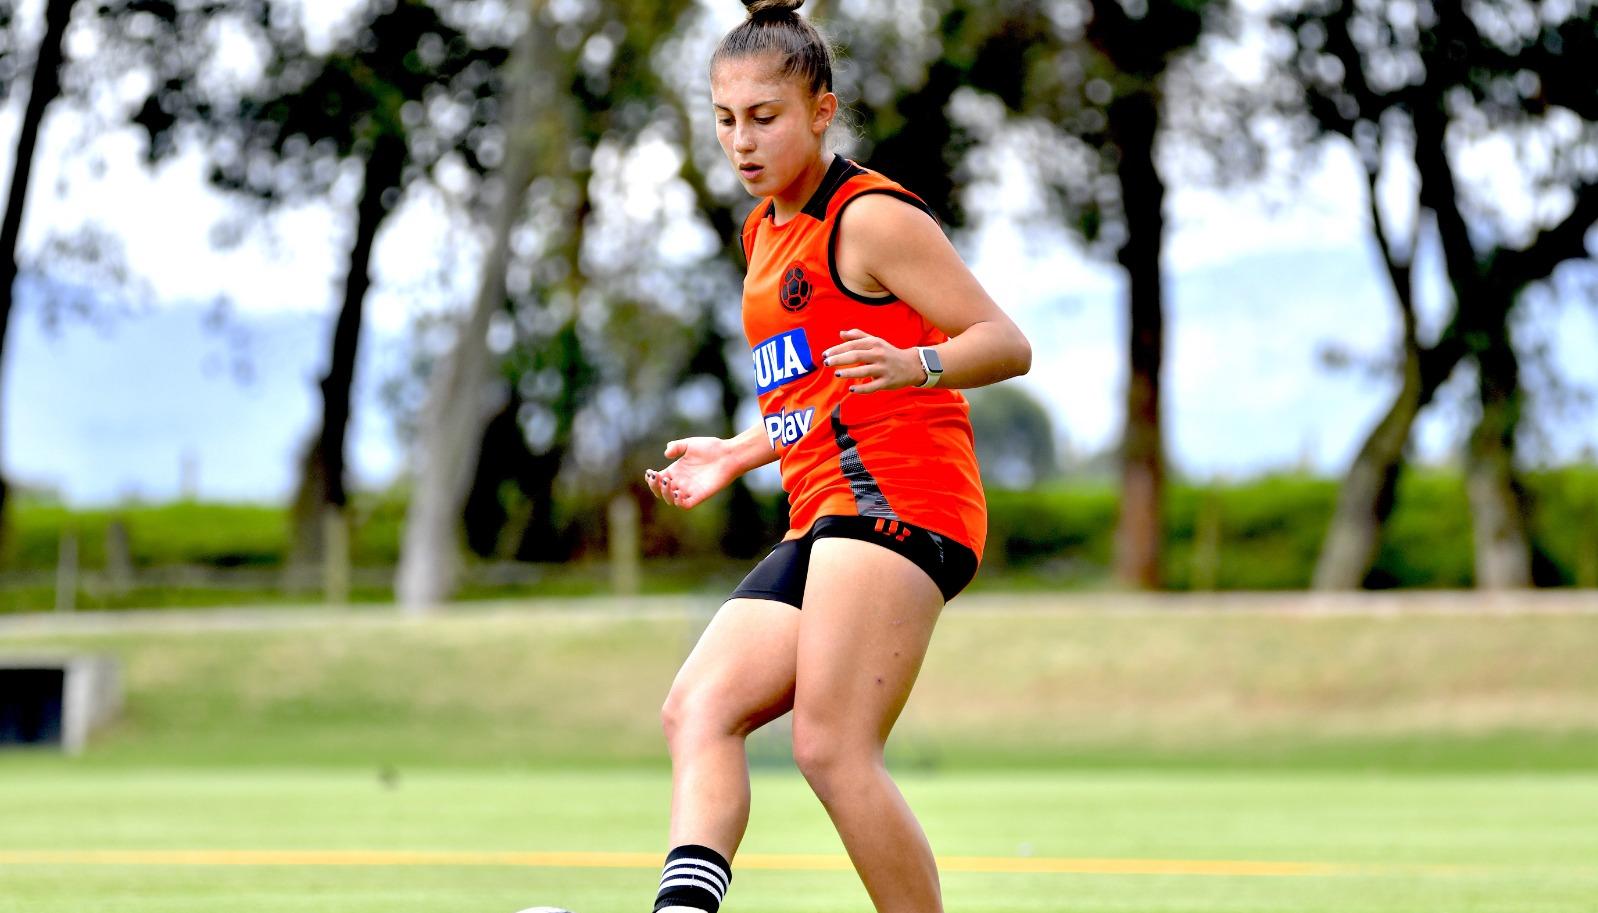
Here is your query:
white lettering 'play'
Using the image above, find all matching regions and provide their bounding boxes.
[764,407,816,448]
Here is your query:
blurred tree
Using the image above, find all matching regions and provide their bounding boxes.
[397,3,544,608]
[1078,0,1216,592]
[0,0,75,552]
[966,384,1059,488]
[397,0,695,608]
[109,0,512,584]
[1281,0,1598,589]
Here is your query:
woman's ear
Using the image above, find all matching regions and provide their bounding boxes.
[813,91,838,135]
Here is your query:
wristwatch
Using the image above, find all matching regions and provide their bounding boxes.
[916,347,943,388]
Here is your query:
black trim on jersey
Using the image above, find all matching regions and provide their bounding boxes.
[830,404,898,519]
[803,155,865,220]
[762,155,864,223]
[826,189,940,305]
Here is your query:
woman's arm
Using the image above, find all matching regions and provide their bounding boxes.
[824,194,1032,393]
[645,418,779,510]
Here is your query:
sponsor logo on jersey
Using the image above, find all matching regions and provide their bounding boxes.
[752,327,816,394]
[764,406,816,448]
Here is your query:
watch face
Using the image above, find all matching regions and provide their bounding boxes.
[922,348,943,373]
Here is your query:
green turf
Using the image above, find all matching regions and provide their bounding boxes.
[3,603,1598,769]
[4,604,1598,910]
[0,765,1595,912]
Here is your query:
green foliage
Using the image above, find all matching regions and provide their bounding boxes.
[1532,466,1598,587]
[1371,472,1477,589]
[989,466,1598,590]
[6,466,1597,596]
[1160,475,1338,590]
[6,502,289,570]
[966,386,1059,488]
[984,485,1119,581]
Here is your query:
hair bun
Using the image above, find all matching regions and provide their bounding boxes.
[742,0,804,21]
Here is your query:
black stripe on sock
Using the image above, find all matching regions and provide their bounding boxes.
[654,844,732,913]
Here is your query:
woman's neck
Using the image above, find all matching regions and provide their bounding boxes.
[770,152,835,223]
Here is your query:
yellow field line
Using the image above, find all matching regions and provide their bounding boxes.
[0,849,1412,877]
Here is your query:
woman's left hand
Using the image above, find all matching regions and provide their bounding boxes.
[822,328,926,394]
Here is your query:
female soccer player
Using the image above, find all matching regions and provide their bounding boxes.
[642,2,1031,912]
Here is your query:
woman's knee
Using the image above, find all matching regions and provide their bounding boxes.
[660,687,688,746]
[791,715,880,798]
[661,681,757,751]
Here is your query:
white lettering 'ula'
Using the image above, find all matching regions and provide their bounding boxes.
[752,328,815,394]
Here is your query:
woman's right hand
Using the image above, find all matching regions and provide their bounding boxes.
[645,436,740,510]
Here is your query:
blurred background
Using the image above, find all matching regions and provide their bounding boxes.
[2,5,1597,912]
[0,0,1595,607]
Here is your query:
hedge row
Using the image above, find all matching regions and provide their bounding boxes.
[4,467,1596,589]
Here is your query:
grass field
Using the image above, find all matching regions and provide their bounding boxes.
[1,765,1596,912]
[2,596,1597,911]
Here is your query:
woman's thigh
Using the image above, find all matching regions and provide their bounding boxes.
[664,597,802,738]
[794,537,944,748]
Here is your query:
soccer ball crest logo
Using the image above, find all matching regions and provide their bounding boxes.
[779,261,813,312]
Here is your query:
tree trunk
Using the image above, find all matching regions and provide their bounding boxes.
[1465,317,1532,588]
[284,132,407,583]
[396,11,547,612]
[0,0,74,544]
[513,449,567,562]
[459,389,569,564]
[1410,97,1536,589]
[1108,89,1166,590]
[1315,362,1421,589]
[1314,165,1468,589]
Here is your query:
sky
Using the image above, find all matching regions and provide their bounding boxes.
[2,1,1596,505]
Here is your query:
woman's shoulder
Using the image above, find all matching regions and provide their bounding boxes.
[833,188,943,262]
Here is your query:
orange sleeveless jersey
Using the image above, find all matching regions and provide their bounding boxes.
[740,156,987,560]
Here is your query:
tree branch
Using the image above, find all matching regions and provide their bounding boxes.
[1362,159,1418,354]
[1492,180,1598,294]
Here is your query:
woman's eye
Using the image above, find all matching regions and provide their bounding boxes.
[716,118,732,126]
[754,116,775,125]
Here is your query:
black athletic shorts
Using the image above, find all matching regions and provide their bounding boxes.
[729,515,980,608]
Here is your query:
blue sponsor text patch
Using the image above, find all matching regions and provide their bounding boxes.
[752,328,816,394]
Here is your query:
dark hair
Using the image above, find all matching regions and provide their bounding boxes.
[712,0,833,96]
